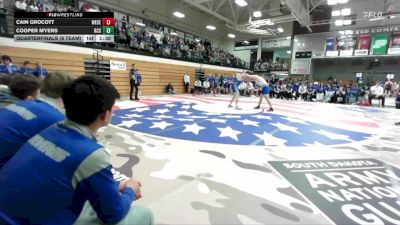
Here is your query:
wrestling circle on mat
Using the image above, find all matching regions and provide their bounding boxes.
[111,96,381,147]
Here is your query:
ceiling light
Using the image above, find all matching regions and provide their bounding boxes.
[206,25,216,30]
[338,0,349,3]
[195,39,200,42]
[170,32,178,36]
[341,8,351,16]
[253,11,262,17]
[343,19,351,25]
[277,27,284,33]
[286,36,291,39]
[286,51,291,54]
[235,0,248,7]
[335,20,343,26]
[243,40,249,44]
[228,34,236,38]
[332,10,341,16]
[327,0,338,5]
[173,11,185,18]
[136,22,145,26]
[339,31,345,35]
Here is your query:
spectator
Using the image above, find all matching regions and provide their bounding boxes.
[306,84,315,101]
[202,78,210,94]
[183,72,190,93]
[194,79,202,95]
[0,74,40,109]
[0,72,74,168]
[0,76,153,224]
[395,92,400,109]
[384,79,393,96]
[34,62,48,79]
[332,85,346,104]
[19,60,34,75]
[26,0,38,12]
[298,83,307,100]
[368,82,385,107]
[166,82,175,94]
[0,55,18,74]
[0,73,11,93]
[0,0,8,35]
[15,0,27,11]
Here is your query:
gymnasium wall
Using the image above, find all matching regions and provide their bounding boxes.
[0,37,241,97]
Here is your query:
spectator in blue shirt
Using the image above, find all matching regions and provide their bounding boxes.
[0,55,18,74]
[0,75,153,225]
[19,61,34,75]
[34,62,48,79]
[0,72,74,168]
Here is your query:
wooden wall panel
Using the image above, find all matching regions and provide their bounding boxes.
[0,46,238,96]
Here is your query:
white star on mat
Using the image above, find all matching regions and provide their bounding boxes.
[271,122,301,134]
[120,113,143,119]
[155,115,174,119]
[284,116,308,125]
[154,108,170,114]
[177,110,192,115]
[207,118,227,123]
[217,126,242,141]
[223,115,241,119]
[117,120,142,128]
[175,118,194,122]
[146,118,162,121]
[238,119,259,127]
[181,105,191,109]
[165,104,177,108]
[254,132,287,146]
[131,107,150,112]
[150,121,173,130]
[312,129,353,142]
[187,116,207,119]
[304,141,327,147]
[252,115,272,120]
[182,123,206,135]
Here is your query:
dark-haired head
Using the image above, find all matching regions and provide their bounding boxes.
[9,74,41,100]
[62,75,120,127]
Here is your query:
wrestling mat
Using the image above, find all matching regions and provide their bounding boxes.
[97,95,400,225]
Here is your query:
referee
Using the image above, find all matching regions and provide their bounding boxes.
[129,64,141,100]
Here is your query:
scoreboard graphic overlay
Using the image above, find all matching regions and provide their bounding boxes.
[14,12,115,43]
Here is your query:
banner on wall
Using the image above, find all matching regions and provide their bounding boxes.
[262,37,291,49]
[269,158,400,225]
[388,32,400,55]
[325,38,336,51]
[355,34,371,56]
[371,33,389,55]
[110,60,127,71]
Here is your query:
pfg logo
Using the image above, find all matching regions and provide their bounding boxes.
[363,11,383,18]
[373,39,388,48]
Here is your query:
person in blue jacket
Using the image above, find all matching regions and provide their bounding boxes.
[0,75,153,225]
[34,62,48,79]
[228,73,244,110]
[0,72,74,168]
[0,55,18,74]
[18,60,34,75]
[0,74,40,109]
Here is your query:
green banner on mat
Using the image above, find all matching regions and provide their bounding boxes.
[371,33,389,55]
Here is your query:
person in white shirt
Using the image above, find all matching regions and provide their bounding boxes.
[202,79,210,94]
[246,82,254,96]
[298,83,307,100]
[369,82,385,107]
[183,73,190,93]
[194,79,202,95]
